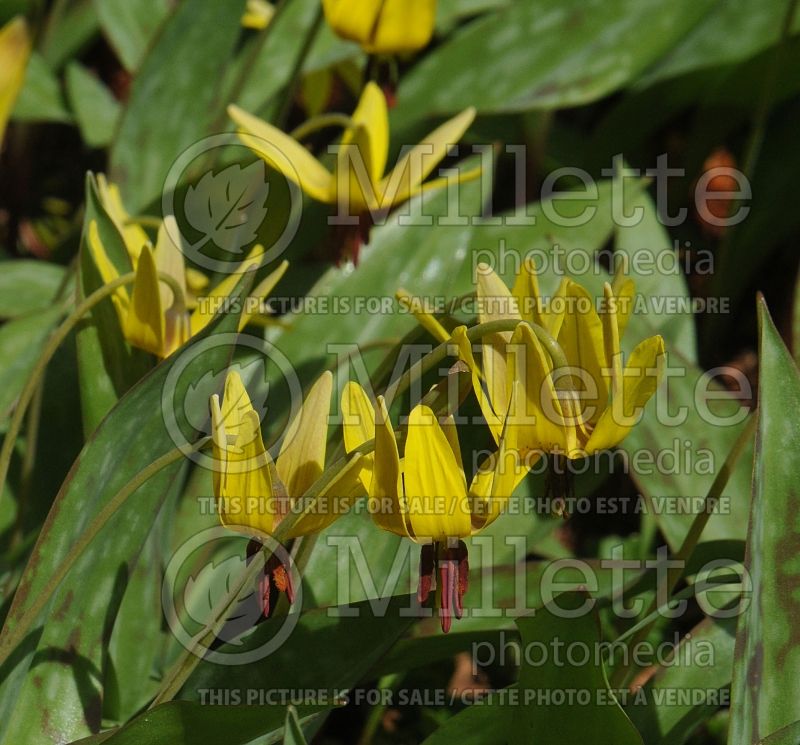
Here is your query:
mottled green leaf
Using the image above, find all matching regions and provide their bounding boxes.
[0,260,67,319]
[729,298,800,744]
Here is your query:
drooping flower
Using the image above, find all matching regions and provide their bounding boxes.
[211,370,362,615]
[321,0,437,55]
[342,381,531,632]
[88,218,288,358]
[228,83,476,258]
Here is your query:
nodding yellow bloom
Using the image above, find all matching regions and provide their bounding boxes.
[400,261,664,459]
[95,175,210,302]
[341,381,532,632]
[88,218,288,358]
[0,17,31,146]
[228,82,476,239]
[211,370,363,615]
[241,0,275,30]
[322,0,436,55]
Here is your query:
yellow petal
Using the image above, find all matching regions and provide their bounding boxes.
[87,220,130,323]
[342,81,388,184]
[452,325,503,442]
[277,371,332,498]
[213,402,276,537]
[241,0,275,29]
[380,107,476,207]
[584,335,665,454]
[371,395,410,538]
[95,175,151,265]
[0,17,30,146]
[396,288,450,343]
[125,243,165,356]
[240,259,289,330]
[558,280,608,424]
[229,104,334,204]
[367,0,436,54]
[614,277,635,340]
[322,0,381,47]
[341,380,376,490]
[403,405,471,541]
[507,323,569,453]
[601,282,623,403]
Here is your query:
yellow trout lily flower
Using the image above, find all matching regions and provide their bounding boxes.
[341,381,530,632]
[95,175,210,302]
[322,0,436,55]
[228,83,476,254]
[88,219,288,358]
[241,0,275,30]
[211,370,362,615]
[0,17,31,146]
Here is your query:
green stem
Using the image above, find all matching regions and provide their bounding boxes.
[0,270,189,503]
[0,438,208,668]
[609,413,756,688]
[290,113,353,142]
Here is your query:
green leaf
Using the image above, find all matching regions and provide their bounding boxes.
[626,617,737,744]
[729,298,800,744]
[394,0,715,120]
[92,0,171,72]
[757,721,800,745]
[284,706,309,745]
[0,276,251,743]
[421,691,510,745]
[109,0,244,212]
[65,62,121,148]
[12,51,72,123]
[38,0,99,70]
[512,591,643,745]
[0,307,63,421]
[70,701,324,745]
[635,0,800,88]
[0,260,68,319]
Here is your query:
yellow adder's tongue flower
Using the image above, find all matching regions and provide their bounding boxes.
[0,17,31,147]
[341,383,533,632]
[322,0,436,55]
[228,82,476,225]
[210,370,362,616]
[88,213,289,358]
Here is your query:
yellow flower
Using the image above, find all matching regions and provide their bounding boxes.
[452,262,664,459]
[241,0,275,30]
[341,381,530,632]
[88,219,288,358]
[211,370,362,614]
[0,17,31,146]
[228,82,476,220]
[322,0,436,55]
[95,175,210,303]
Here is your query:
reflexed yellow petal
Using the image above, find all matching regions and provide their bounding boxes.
[367,0,436,54]
[95,175,151,265]
[277,371,332,498]
[341,381,376,492]
[215,408,275,536]
[558,280,607,424]
[87,220,130,323]
[507,323,569,453]
[0,17,30,146]
[400,162,482,201]
[240,259,289,330]
[380,107,476,206]
[601,282,623,403]
[396,288,450,343]
[371,396,410,538]
[334,122,379,212]
[229,104,334,203]
[125,243,165,356]
[584,335,665,454]
[322,0,381,47]
[342,81,389,183]
[452,325,503,442]
[403,405,471,541]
